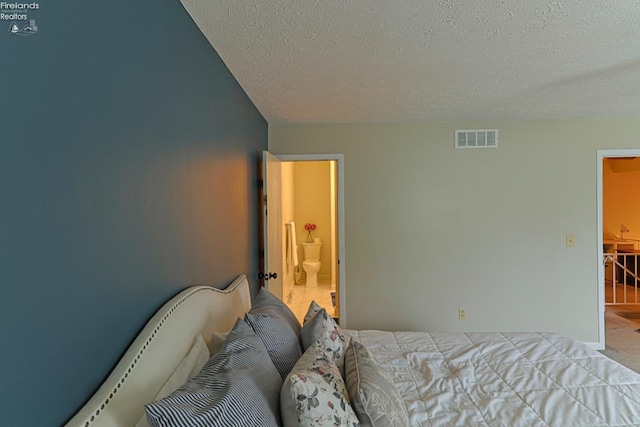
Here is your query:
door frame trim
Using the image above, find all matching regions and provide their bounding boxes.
[277,154,347,327]
[596,149,640,350]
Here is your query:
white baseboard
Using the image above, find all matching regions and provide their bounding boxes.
[584,341,604,351]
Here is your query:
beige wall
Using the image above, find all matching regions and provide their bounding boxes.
[603,160,640,242]
[293,161,332,278]
[269,118,640,343]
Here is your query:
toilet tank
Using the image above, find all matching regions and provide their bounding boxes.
[302,242,322,261]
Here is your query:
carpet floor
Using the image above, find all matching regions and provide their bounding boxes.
[601,311,640,373]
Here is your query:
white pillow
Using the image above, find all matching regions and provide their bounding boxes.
[135,334,210,427]
[344,340,410,427]
[208,330,229,355]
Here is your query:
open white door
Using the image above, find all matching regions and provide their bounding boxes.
[262,151,284,299]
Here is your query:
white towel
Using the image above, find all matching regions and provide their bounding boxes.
[286,221,299,268]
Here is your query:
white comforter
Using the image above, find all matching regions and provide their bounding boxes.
[347,330,640,427]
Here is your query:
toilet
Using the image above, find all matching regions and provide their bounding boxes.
[302,241,322,288]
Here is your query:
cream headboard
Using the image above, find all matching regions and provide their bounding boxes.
[65,274,252,427]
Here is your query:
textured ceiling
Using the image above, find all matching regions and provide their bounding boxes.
[180,0,640,124]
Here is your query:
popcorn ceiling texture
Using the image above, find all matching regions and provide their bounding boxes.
[180,0,640,123]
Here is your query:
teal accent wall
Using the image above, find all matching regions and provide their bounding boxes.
[0,1,266,425]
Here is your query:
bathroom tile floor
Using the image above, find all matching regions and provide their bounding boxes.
[285,279,336,325]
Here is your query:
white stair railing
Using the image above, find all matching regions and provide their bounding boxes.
[605,252,640,305]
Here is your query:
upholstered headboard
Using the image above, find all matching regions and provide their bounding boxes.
[65,275,252,427]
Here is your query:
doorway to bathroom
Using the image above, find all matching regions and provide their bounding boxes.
[262,152,345,326]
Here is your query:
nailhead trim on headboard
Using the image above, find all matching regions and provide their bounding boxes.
[82,287,211,426]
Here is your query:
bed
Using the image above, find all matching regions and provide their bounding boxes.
[66,274,640,427]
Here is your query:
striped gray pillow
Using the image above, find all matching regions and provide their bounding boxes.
[145,318,282,427]
[245,312,302,379]
[252,287,301,336]
[303,300,323,324]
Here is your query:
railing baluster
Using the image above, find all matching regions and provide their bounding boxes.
[624,255,628,304]
[613,254,617,304]
[604,252,640,306]
[633,254,638,304]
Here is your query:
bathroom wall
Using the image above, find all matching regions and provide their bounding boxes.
[294,161,332,279]
[603,159,640,241]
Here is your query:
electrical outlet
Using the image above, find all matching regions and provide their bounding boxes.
[566,234,575,247]
[458,308,467,320]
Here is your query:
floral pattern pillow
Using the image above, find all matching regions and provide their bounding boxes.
[288,371,360,427]
[301,308,350,374]
[282,341,360,427]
